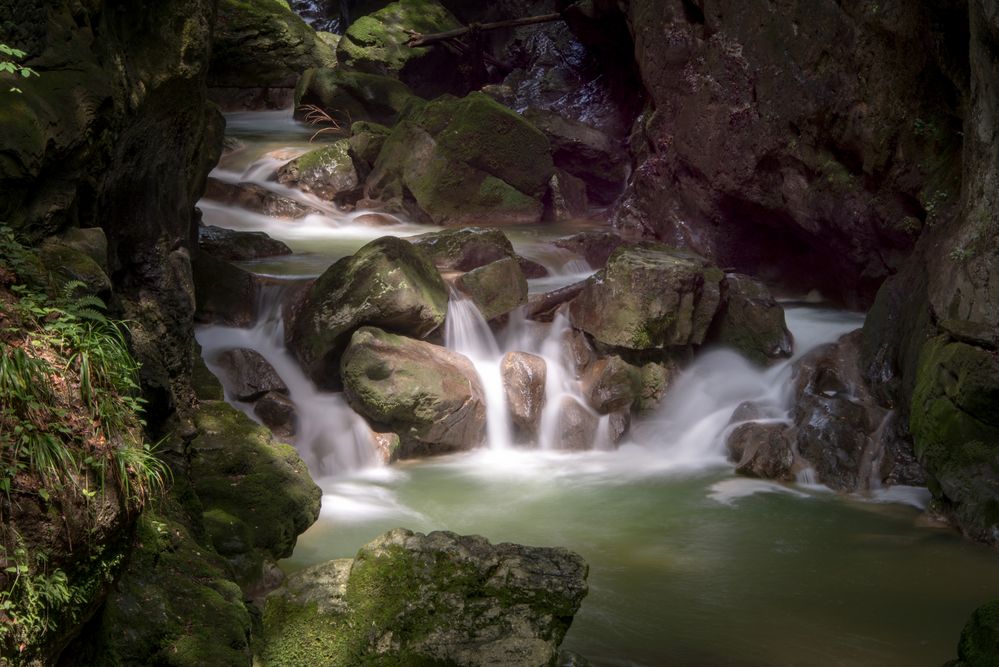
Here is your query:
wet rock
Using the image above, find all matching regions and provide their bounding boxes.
[190,401,322,587]
[260,528,588,666]
[199,224,294,261]
[372,431,402,464]
[557,397,599,451]
[366,93,553,226]
[455,257,528,321]
[501,352,547,440]
[581,355,641,414]
[210,0,337,110]
[347,121,392,174]
[708,274,793,365]
[294,68,420,126]
[554,231,624,269]
[192,251,261,327]
[287,236,448,386]
[566,328,597,375]
[335,0,473,98]
[548,168,590,221]
[608,410,630,445]
[203,179,317,219]
[518,255,550,279]
[410,227,516,272]
[276,139,360,202]
[524,108,629,205]
[637,361,671,412]
[949,599,999,667]
[213,348,287,401]
[568,243,724,350]
[726,422,797,482]
[341,327,486,453]
[525,280,587,323]
[254,391,297,439]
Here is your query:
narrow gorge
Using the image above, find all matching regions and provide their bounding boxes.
[1,1,997,665]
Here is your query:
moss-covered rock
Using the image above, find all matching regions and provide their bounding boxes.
[952,600,999,667]
[409,226,517,271]
[455,256,528,321]
[366,93,554,225]
[708,273,793,365]
[276,139,360,202]
[335,0,470,98]
[259,528,588,666]
[287,236,448,386]
[911,336,999,544]
[294,67,421,125]
[39,237,112,296]
[568,243,724,350]
[341,326,486,453]
[189,401,321,586]
[347,120,392,172]
[210,0,337,109]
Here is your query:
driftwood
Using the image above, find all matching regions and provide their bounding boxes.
[524,279,588,322]
[405,13,562,48]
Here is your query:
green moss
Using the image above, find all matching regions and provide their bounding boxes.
[956,600,999,667]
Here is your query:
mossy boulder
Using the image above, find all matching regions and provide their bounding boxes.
[39,237,112,296]
[455,257,529,321]
[347,121,392,172]
[259,528,588,666]
[366,93,554,225]
[276,139,360,202]
[341,327,487,453]
[210,0,337,108]
[708,273,793,365]
[951,600,999,667]
[198,223,294,260]
[409,227,516,271]
[294,68,421,125]
[189,401,322,586]
[287,236,448,386]
[335,0,468,98]
[911,335,999,544]
[568,243,724,350]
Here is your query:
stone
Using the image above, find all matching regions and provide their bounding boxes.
[55,227,109,270]
[726,422,797,482]
[294,68,420,126]
[524,108,629,205]
[501,352,547,440]
[347,121,392,173]
[254,391,297,439]
[287,236,448,386]
[213,348,287,401]
[548,168,589,221]
[192,251,261,327]
[409,227,516,271]
[276,139,360,202]
[557,397,599,451]
[554,231,625,269]
[341,327,486,453]
[199,224,294,261]
[952,600,999,667]
[568,242,724,350]
[581,355,642,414]
[192,344,225,401]
[260,528,588,666]
[203,179,316,219]
[372,431,402,464]
[454,257,528,321]
[189,401,322,586]
[637,361,671,412]
[39,238,112,297]
[708,273,793,365]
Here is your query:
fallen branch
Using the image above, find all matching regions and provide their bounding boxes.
[405,13,562,48]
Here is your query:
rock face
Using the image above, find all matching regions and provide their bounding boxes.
[341,327,487,454]
[569,243,723,350]
[294,67,419,126]
[501,352,547,440]
[276,139,360,202]
[615,0,965,305]
[210,0,337,109]
[708,274,793,364]
[454,256,529,321]
[367,92,554,225]
[287,236,448,385]
[260,528,588,666]
[199,224,293,260]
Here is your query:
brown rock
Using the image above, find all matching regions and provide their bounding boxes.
[500,352,547,440]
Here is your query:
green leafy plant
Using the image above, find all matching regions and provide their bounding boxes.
[0,44,38,93]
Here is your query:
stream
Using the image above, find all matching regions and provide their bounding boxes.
[197,110,999,667]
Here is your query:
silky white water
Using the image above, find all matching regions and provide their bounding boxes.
[196,109,999,667]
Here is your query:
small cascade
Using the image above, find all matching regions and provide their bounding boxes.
[196,283,377,475]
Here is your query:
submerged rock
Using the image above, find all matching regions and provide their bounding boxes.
[276,139,360,202]
[260,528,588,666]
[501,352,548,440]
[454,256,528,321]
[287,236,448,386]
[199,223,294,260]
[708,274,793,365]
[341,327,486,453]
[569,243,723,350]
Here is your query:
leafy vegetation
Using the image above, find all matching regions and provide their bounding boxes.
[0,44,38,93]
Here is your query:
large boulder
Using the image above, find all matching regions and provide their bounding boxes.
[726,422,798,482]
[341,327,486,453]
[287,236,448,385]
[335,0,472,98]
[581,355,642,414]
[198,224,293,260]
[190,401,322,586]
[213,348,288,401]
[454,257,528,321]
[501,352,547,440]
[568,243,724,350]
[276,139,360,202]
[708,273,793,365]
[557,397,599,451]
[366,93,554,225]
[294,68,420,126]
[260,528,588,666]
[210,0,337,109]
[409,227,516,271]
